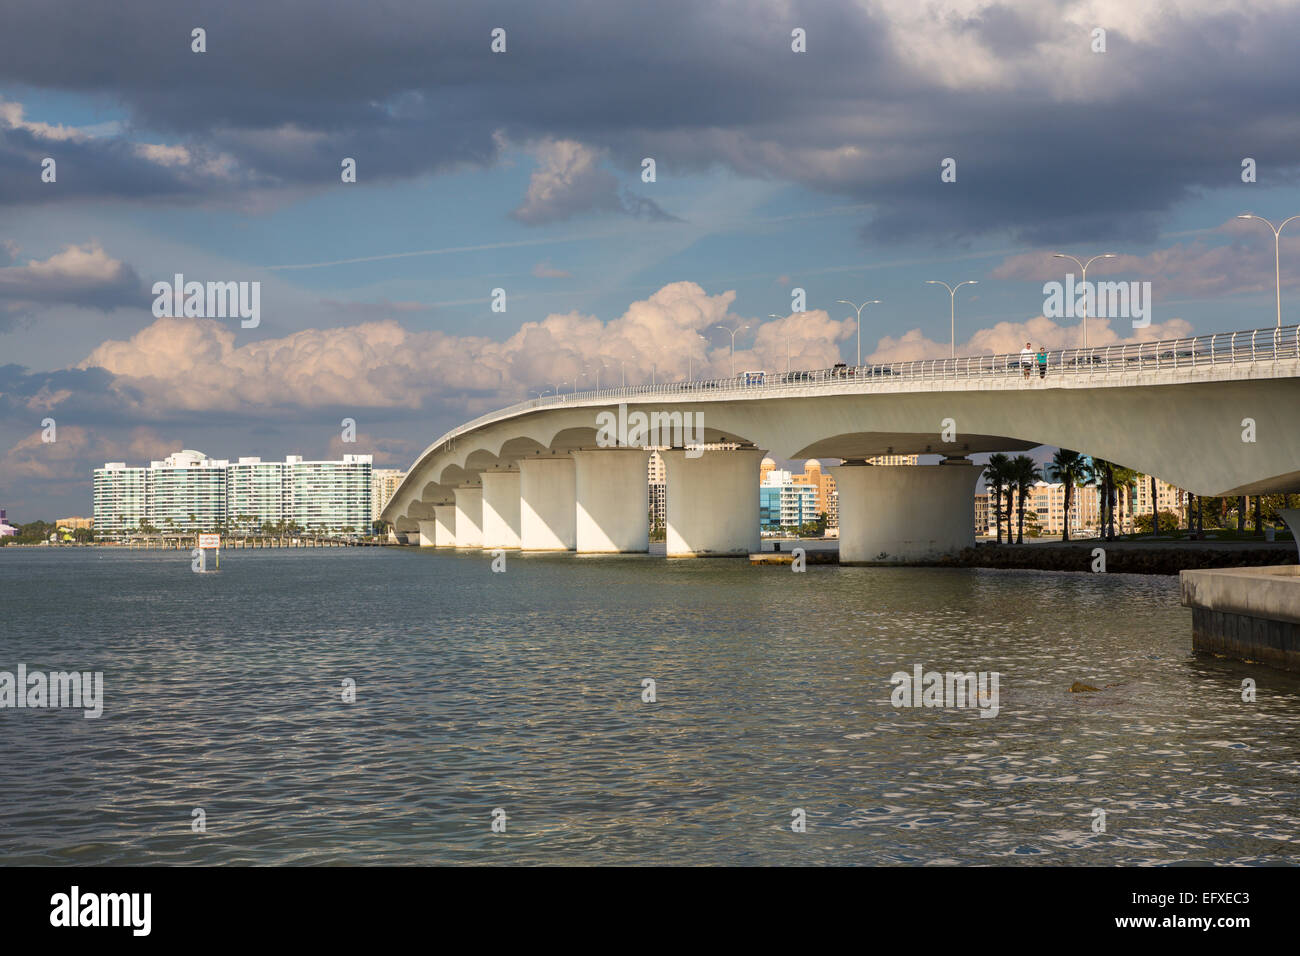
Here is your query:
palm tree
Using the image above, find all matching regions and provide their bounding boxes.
[1010,455,1042,544]
[985,453,1011,544]
[1045,449,1088,542]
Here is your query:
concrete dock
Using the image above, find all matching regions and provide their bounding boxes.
[1181,565,1300,671]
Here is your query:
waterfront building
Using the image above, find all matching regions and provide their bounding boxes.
[1018,481,1102,537]
[146,450,229,532]
[0,509,17,537]
[55,516,94,530]
[791,459,836,521]
[93,450,374,535]
[371,469,405,522]
[760,462,818,530]
[974,493,990,535]
[867,454,919,466]
[648,451,666,530]
[1131,475,1188,524]
[285,454,373,533]
[93,462,149,534]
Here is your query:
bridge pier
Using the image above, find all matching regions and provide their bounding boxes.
[663,447,764,557]
[433,505,456,547]
[481,470,522,550]
[573,448,650,553]
[519,456,576,551]
[416,520,437,547]
[831,458,982,564]
[453,485,484,549]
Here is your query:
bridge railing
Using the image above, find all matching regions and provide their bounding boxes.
[432,324,1300,450]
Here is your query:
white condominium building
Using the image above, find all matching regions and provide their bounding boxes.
[94,450,375,535]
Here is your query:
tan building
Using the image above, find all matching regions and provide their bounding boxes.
[1022,481,1101,536]
[790,459,836,519]
[371,469,405,522]
[55,516,94,530]
[648,451,666,530]
[1131,475,1188,524]
[867,454,919,466]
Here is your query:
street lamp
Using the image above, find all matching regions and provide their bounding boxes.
[836,299,881,366]
[688,332,708,382]
[1052,252,1117,348]
[1237,213,1300,328]
[924,280,978,358]
[713,324,750,377]
[769,314,794,373]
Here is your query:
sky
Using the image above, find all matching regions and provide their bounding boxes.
[2,0,1299,520]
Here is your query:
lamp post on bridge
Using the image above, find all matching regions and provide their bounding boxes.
[713,324,750,378]
[836,299,880,367]
[1237,213,1300,328]
[924,280,978,358]
[768,314,793,373]
[1051,252,1116,348]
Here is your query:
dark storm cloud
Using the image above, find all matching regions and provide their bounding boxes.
[0,243,148,330]
[2,1,1298,241]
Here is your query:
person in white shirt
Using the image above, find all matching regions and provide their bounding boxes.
[1019,342,1034,378]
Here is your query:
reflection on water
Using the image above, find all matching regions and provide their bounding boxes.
[2,547,1298,865]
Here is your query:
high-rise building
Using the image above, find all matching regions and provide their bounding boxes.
[93,450,374,535]
[371,469,405,522]
[648,451,666,530]
[791,459,836,519]
[285,455,373,532]
[867,454,919,466]
[760,463,818,530]
[93,462,149,534]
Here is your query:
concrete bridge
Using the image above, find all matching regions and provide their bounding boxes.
[382,325,1300,562]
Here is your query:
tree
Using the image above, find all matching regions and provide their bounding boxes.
[985,453,1011,544]
[1045,449,1088,542]
[1010,455,1042,544]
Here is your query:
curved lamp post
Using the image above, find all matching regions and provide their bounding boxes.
[924,280,978,358]
[1052,252,1116,348]
[713,324,750,377]
[836,299,880,366]
[1237,213,1300,328]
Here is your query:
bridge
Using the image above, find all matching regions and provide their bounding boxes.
[382,325,1300,562]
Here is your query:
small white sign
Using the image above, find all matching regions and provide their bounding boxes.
[198,533,220,549]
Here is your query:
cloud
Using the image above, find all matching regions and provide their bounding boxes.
[531,261,572,278]
[0,243,146,328]
[70,282,854,420]
[867,314,1195,362]
[510,139,673,225]
[991,220,1300,298]
[1,425,178,483]
[0,2,1297,240]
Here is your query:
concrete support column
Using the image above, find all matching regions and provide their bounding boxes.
[433,505,456,548]
[481,470,522,550]
[416,520,437,547]
[663,447,765,557]
[519,456,576,551]
[453,485,483,549]
[830,458,982,564]
[573,448,650,553]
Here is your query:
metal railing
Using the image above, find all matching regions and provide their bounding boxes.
[427,324,1300,454]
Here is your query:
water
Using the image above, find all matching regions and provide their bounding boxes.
[2,546,1298,866]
